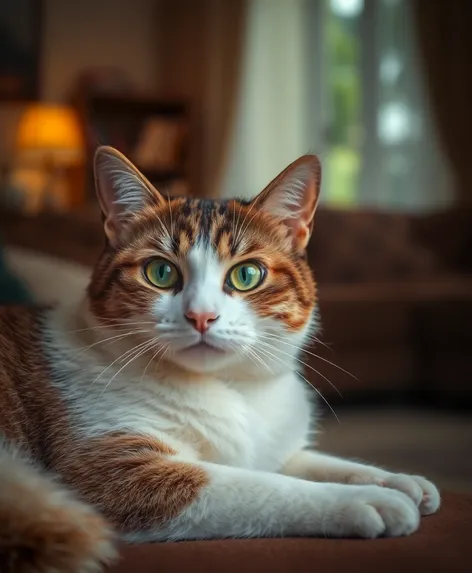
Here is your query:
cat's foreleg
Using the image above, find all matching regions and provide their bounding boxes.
[149,463,419,539]
[142,461,421,542]
[281,450,440,516]
[56,433,420,542]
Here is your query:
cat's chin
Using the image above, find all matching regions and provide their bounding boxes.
[171,342,237,374]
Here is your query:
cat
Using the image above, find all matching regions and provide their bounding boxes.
[0,146,440,573]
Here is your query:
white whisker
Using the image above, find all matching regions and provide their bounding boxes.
[73,329,151,358]
[242,344,273,372]
[68,321,156,334]
[259,333,357,381]
[141,342,168,381]
[98,338,158,398]
[154,344,170,373]
[90,337,157,387]
[255,344,340,424]
[118,337,160,364]
[257,339,342,397]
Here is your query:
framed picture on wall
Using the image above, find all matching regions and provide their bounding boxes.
[76,94,189,200]
[0,0,42,101]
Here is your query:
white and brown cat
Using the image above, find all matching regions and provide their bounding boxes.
[0,147,440,572]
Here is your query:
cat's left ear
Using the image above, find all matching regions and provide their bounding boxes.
[252,155,321,252]
[94,145,165,245]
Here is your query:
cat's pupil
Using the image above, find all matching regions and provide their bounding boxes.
[159,265,169,279]
[240,266,254,284]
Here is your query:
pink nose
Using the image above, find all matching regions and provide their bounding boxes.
[185,310,219,334]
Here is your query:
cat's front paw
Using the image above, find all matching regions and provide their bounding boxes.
[381,474,440,516]
[327,485,420,538]
[348,471,440,516]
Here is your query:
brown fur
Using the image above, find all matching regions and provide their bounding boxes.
[0,444,115,573]
[55,434,208,532]
[0,308,116,572]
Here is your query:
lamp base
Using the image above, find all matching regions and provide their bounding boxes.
[7,166,69,215]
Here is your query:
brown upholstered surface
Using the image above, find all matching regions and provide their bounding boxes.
[111,491,472,572]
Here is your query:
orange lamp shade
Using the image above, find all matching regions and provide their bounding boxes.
[16,104,84,165]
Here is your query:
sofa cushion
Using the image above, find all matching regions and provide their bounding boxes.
[309,209,439,284]
[110,491,471,573]
[4,246,89,305]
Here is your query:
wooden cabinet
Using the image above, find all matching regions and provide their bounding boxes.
[74,94,190,201]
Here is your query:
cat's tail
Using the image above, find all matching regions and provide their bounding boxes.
[0,442,117,573]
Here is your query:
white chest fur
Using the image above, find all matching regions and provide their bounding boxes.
[50,348,313,472]
[45,307,315,473]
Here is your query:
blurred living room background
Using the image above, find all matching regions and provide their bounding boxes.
[0,0,470,492]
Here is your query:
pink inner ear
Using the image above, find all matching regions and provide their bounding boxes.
[255,156,321,219]
[252,155,321,251]
[94,146,165,246]
[103,218,118,245]
[294,224,310,245]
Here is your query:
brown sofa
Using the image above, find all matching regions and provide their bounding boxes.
[110,491,471,573]
[304,208,472,405]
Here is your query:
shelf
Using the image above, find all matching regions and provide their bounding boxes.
[84,95,187,118]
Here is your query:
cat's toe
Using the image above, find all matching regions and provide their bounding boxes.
[368,488,420,537]
[330,485,420,538]
[383,474,423,506]
[381,474,440,516]
[410,475,441,515]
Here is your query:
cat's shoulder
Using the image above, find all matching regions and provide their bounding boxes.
[0,302,51,330]
[0,303,52,321]
[0,304,54,353]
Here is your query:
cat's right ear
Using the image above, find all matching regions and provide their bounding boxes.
[94,145,164,246]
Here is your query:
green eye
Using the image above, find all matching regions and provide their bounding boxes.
[227,262,264,292]
[144,259,179,289]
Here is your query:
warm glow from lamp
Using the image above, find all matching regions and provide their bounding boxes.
[11,104,85,214]
[16,104,84,165]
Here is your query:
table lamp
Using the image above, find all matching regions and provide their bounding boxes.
[13,104,85,214]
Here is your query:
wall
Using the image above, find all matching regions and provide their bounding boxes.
[0,0,159,163]
[41,0,159,101]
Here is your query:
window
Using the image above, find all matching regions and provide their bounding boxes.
[223,0,451,212]
[318,0,451,211]
[322,0,363,206]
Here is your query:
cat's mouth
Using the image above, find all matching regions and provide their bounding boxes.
[180,341,227,354]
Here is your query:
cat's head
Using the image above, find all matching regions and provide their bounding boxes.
[88,146,320,376]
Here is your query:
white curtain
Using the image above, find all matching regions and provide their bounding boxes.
[357,0,452,212]
[222,0,452,212]
[221,0,314,200]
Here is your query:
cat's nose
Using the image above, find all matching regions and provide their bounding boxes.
[185,310,219,334]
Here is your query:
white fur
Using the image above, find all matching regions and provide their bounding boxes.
[43,239,440,542]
